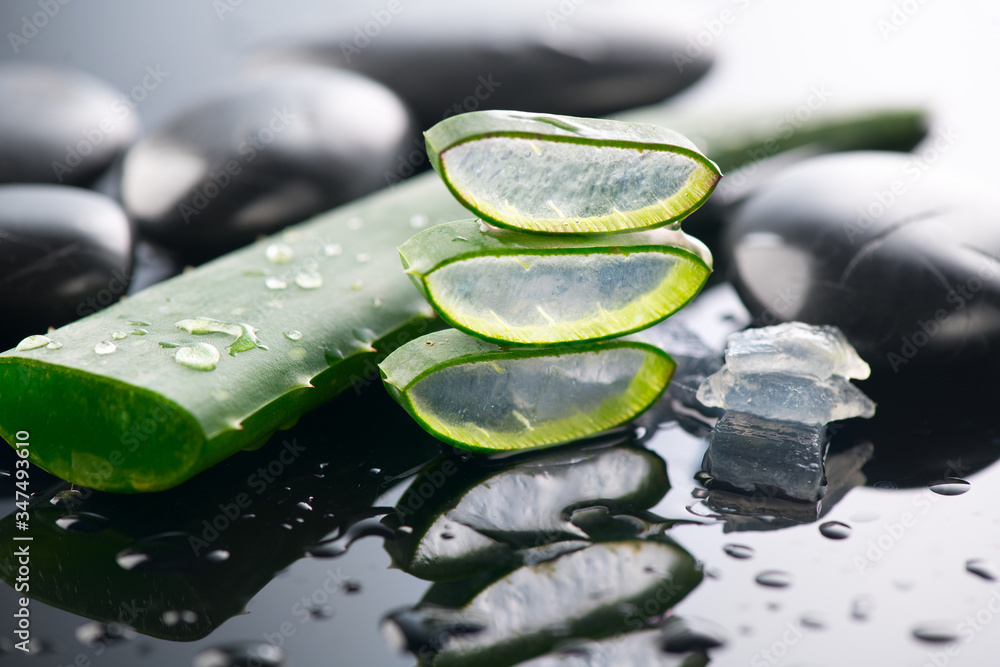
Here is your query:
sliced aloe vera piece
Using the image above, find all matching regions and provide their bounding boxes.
[425,111,721,234]
[401,219,711,346]
[379,330,675,452]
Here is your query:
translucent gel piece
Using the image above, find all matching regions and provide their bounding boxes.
[426,251,704,344]
[696,370,876,424]
[723,322,870,380]
[442,138,700,233]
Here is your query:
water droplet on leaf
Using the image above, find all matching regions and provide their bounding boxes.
[17,335,52,351]
[295,271,323,289]
[265,276,288,290]
[266,243,295,264]
[175,343,221,371]
[94,341,117,355]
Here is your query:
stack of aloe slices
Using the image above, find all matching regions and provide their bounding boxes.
[380,111,720,452]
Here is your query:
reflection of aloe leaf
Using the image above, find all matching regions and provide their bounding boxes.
[380,329,675,452]
[517,628,710,667]
[387,538,702,667]
[0,390,442,640]
[384,443,670,581]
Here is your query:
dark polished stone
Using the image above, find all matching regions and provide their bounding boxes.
[0,185,132,349]
[281,2,714,129]
[725,151,1000,372]
[0,63,140,186]
[120,65,417,259]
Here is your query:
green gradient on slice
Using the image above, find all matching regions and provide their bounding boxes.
[425,111,721,234]
[379,330,675,452]
[400,219,712,346]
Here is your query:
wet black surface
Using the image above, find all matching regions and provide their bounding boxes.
[4,1,1000,666]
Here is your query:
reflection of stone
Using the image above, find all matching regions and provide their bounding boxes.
[706,439,874,532]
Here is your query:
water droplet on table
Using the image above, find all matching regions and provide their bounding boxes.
[755,570,793,588]
[126,320,151,326]
[111,331,128,340]
[966,559,998,581]
[266,243,295,264]
[323,243,342,256]
[175,343,221,371]
[912,622,959,643]
[94,341,117,355]
[800,612,827,629]
[284,330,303,341]
[851,595,874,621]
[159,341,180,348]
[723,544,755,559]
[342,579,362,594]
[819,521,852,539]
[46,340,63,349]
[130,328,148,336]
[929,478,971,496]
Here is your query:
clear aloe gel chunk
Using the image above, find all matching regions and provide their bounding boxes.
[379,330,675,452]
[424,110,721,234]
[400,219,712,346]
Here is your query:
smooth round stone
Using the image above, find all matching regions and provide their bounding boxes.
[0,185,132,348]
[725,152,1000,371]
[121,65,417,258]
[0,63,140,186]
[283,1,713,129]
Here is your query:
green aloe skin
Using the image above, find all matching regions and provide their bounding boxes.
[0,106,927,492]
[0,176,468,492]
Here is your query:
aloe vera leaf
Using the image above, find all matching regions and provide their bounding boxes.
[414,538,702,667]
[0,174,468,492]
[0,388,442,640]
[424,110,721,235]
[400,219,711,346]
[615,106,928,174]
[0,106,923,492]
[379,329,675,453]
[384,444,670,582]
